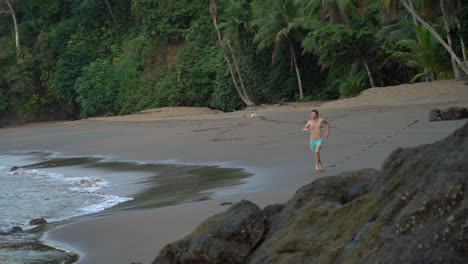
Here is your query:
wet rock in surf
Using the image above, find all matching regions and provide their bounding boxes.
[29,218,47,226]
[8,226,23,234]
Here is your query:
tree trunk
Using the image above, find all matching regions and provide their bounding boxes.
[352,43,376,87]
[363,60,376,87]
[226,39,254,106]
[5,0,19,56]
[440,0,460,78]
[289,42,304,99]
[103,0,115,20]
[409,1,417,24]
[455,17,467,64]
[400,0,468,75]
[210,0,252,107]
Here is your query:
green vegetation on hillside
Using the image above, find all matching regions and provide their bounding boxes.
[0,0,466,122]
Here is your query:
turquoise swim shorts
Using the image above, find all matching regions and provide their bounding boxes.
[309,138,324,152]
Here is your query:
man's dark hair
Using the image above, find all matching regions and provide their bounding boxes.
[311,109,319,117]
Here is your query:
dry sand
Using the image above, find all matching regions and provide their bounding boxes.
[1,80,468,264]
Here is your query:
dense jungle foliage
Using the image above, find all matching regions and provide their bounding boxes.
[0,0,466,122]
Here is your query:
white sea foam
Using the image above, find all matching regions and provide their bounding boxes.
[78,194,133,214]
[1,166,132,229]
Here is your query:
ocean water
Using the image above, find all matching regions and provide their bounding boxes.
[0,152,252,263]
[0,155,132,233]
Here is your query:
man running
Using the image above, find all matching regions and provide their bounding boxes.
[303,109,330,171]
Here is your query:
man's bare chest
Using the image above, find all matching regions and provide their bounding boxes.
[310,120,322,130]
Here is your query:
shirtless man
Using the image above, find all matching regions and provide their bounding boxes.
[303,109,330,171]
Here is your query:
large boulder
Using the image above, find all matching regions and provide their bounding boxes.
[154,121,468,264]
[153,200,271,264]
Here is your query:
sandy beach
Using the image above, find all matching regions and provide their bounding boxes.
[1,80,468,263]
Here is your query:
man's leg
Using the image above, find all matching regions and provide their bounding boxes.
[315,145,323,171]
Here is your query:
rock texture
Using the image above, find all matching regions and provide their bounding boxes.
[154,122,468,264]
[154,200,271,264]
[29,218,47,226]
[429,107,468,121]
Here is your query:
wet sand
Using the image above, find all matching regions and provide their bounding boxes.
[1,81,468,263]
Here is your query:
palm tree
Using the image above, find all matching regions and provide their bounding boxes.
[219,0,252,50]
[218,0,254,106]
[210,0,254,107]
[253,0,305,99]
[440,1,455,77]
[300,0,358,25]
[381,0,468,76]
[0,0,20,57]
[394,24,451,81]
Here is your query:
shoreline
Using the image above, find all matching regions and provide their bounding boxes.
[0,151,260,264]
[1,80,467,263]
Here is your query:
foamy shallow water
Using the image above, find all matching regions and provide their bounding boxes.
[0,166,132,232]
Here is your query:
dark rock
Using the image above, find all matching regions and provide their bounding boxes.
[9,226,23,233]
[263,204,284,219]
[29,218,47,226]
[440,106,468,121]
[153,200,267,264]
[154,121,468,264]
[431,107,468,121]
[10,166,19,171]
[429,108,442,121]
[263,204,284,227]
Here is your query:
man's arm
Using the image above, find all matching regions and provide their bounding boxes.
[322,119,330,138]
[303,121,310,132]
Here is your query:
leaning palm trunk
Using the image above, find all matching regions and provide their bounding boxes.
[4,0,19,56]
[352,43,376,87]
[440,0,460,78]
[400,0,468,76]
[455,17,467,66]
[363,60,376,87]
[210,0,254,107]
[103,0,115,20]
[226,39,254,106]
[289,42,304,99]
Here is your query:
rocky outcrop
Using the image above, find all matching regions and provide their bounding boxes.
[154,200,272,264]
[429,107,468,121]
[29,218,47,226]
[154,122,468,264]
